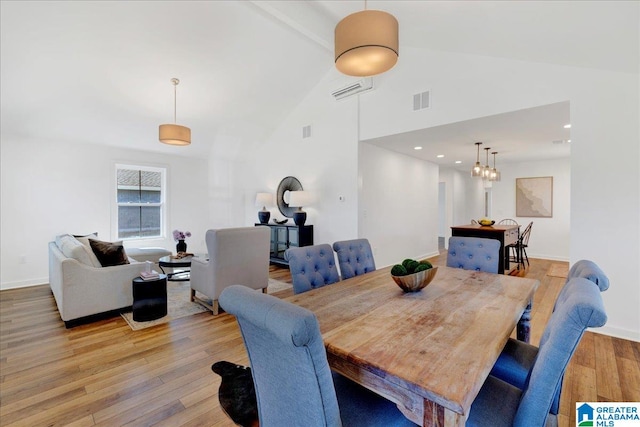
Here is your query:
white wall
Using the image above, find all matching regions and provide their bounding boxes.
[439,167,485,247]
[492,158,571,261]
[231,71,360,247]
[359,143,440,267]
[0,137,209,289]
[358,47,639,340]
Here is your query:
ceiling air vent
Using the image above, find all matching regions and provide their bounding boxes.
[413,90,430,111]
[332,78,373,100]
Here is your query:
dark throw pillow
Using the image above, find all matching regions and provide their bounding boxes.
[89,239,130,267]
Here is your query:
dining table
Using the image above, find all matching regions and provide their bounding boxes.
[285,265,539,426]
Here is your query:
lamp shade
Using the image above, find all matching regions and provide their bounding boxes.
[255,192,273,208]
[335,10,399,77]
[159,124,191,146]
[287,191,310,208]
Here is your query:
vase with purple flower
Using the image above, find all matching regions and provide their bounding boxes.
[173,229,191,253]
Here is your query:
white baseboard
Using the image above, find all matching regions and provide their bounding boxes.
[1,277,48,291]
[591,326,640,342]
[528,253,570,262]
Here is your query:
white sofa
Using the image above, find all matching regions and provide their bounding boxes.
[48,234,170,327]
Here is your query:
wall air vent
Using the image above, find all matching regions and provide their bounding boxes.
[413,90,430,111]
[332,78,374,100]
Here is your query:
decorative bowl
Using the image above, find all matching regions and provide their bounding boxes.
[478,220,495,226]
[392,266,438,293]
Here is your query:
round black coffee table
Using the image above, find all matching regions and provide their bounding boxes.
[158,255,196,281]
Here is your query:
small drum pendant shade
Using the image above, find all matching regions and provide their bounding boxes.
[159,124,191,146]
[335,10,399,77]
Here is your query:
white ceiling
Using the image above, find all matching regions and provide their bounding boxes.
[364,101,571,172]
[1,1,637,162]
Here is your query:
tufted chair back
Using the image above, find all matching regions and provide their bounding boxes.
[332,239,376,280]
[285,244,340,294]
[446,236,500,274]
[566,259,609,291]
[467,278,607,427]
[219,285,342,426]
[514,278,607,426]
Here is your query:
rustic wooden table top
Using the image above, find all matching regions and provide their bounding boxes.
[285,265,539,426]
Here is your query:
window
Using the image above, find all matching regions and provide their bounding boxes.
[116,164,166,239]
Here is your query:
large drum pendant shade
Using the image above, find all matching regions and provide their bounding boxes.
[159,124,191,146]
[335,10,399,77]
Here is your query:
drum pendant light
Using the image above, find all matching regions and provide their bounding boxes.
[335,1,398,77]
[159,78,191,146]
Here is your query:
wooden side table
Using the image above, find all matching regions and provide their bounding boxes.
[132,274,168,321]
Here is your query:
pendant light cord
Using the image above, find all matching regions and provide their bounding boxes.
[170,77,180,124]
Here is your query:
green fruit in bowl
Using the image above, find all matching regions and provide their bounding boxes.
[414,263,430,273]
[391,264,408,276]
[401,258,414,268]
[419,260,433,268]
[405,260,420,273]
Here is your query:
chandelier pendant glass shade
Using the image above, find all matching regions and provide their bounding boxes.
[471,142,483,177]
[335,9,399,77]
[489,151,501,182]
[481,147,492,179]
[159,78,191,146]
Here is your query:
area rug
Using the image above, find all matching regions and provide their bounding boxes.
[122,279,292,330]
[547,263,569,278]
[121,281,208,330]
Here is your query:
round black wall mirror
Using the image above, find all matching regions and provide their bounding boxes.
[276,176,303,218]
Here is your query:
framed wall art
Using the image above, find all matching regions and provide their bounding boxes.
[516,176,553,218]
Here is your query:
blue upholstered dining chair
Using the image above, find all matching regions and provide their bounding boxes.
[285,244,340,294]
[332,238,376,280]
[489,259,610,414]
[467,277,607,427]
[219,285,418,427]
[446,236,500,274]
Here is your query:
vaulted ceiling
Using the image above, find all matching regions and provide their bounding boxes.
[1,1,637,162]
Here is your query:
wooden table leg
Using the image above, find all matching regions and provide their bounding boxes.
[424,400,465,427]
[517,300,532,343]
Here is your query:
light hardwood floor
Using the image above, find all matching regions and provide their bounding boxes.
[1,257,638,427]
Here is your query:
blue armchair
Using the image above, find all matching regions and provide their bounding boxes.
[332,238,376,280]
[446,236,500,274]
[219,285,417,427]
[467,277,607,426]
[285,244,340,294]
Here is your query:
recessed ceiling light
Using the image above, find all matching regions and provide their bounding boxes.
[564,124,571,129]
[455,160,462,164]
[414,146,422,150]
[436,154,444,158]
[567,139,571,143]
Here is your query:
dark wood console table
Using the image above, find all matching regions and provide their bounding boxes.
[451,224,519,274]
[255,223,313,266]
